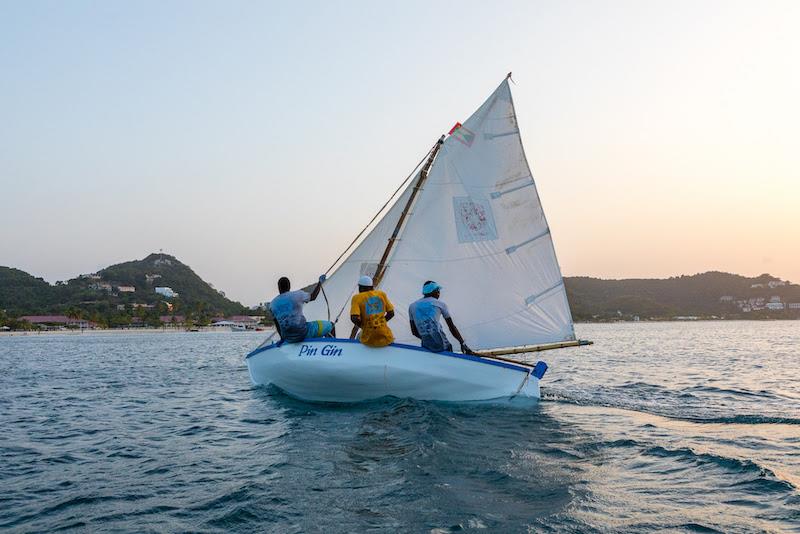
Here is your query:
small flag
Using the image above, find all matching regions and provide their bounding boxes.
[449,122,475,147]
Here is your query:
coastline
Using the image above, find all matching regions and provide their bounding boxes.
[0,327,276,337]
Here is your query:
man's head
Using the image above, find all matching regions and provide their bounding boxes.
[278,276,291,294]
[422,280,441,299]
[358,275,374,293]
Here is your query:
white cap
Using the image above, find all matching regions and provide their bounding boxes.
[358,275,373,287]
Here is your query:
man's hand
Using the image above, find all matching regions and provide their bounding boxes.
[460,342,475,355]
[319,274,327,283]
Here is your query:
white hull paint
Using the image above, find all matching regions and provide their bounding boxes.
[246,338,542,403]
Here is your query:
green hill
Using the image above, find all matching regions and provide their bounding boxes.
[565,271,800,321]
[96,253,244,315]
[0,253,248,323]
[0,267,56,315]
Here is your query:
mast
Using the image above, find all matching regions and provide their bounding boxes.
[372,134,445,287]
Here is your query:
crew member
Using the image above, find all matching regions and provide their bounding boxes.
[349,275,395,347]
[270,275,334,343]
[408,280,473,354]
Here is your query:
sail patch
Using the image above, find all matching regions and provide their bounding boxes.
[453,197,498,243]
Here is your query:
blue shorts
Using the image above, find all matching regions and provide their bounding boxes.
[306,320,334,338]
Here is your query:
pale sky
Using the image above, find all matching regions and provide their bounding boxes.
[1,1,798,305]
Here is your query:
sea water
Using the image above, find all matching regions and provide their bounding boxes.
[1,322,798,532]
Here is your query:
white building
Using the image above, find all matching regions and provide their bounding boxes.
[89,282,112,291]
[766,302,785,310]
[155,287,178,298]
[117,285,136,293]
[788,303,800,309]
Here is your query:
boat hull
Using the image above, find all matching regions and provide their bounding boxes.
[245,338,540,403]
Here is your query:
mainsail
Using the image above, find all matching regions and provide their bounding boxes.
[304,77,575,350]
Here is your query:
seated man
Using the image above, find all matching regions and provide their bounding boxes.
[349,275,395,347]
[270,275,334,343]
[408,280,473,354]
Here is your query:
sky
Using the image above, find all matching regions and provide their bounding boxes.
[1,0,798,305]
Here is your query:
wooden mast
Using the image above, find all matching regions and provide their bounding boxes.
[372,134,445,288]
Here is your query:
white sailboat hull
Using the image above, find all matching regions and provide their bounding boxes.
[246,338,541,403]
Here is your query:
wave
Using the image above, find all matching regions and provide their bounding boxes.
[541,390,800,425]
[589,438,797,493]
[642,445,796,492]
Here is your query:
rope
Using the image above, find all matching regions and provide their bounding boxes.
[322,144,437,276]
[320,282,331,322]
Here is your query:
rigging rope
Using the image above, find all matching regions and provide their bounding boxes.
[322,143,438,276]
[319,139,443,326]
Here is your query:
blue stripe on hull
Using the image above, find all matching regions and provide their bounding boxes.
[246,338,531,374]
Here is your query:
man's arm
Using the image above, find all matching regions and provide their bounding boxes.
[308,274,326,302]
[445,317,473,354]
[409,319,420,339]
[382,292,394,322]
[273,316,283,340]
[350,314,362,339]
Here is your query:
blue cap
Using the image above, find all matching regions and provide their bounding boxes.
[422,281,441,295]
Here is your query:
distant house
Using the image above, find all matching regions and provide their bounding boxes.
[751,283,764,288]
[719,296,734,302]
[155,287,178,298]
[159,315,186,325]
[788,303,800,309]
[769,296,781,303]
[117,285,136,293]
[89,282,112,291]
[145,273,162,283]
[80,273,102,280]
[131,303,154,309]
[227,315,260,327]
[20,315,96,329]
[768,280,786,288]
[765,302,785,310]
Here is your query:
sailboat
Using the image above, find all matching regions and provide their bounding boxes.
[246,74,590,403]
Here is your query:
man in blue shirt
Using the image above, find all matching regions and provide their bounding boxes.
[270,275,334,343]
[408,280,473,354]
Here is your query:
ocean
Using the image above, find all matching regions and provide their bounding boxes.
[1,321,798,532]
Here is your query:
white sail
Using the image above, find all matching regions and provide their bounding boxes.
[301,178,418,326]
[306,78,575,350]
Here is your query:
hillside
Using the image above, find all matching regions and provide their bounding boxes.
[0,267,55,315]
[95,253,244,315]
[0,253,248,321]
[565,272,800,321]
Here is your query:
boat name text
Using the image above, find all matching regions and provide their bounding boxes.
[298,344,343,357]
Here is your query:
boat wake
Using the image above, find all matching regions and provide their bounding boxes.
[540,387,800,426]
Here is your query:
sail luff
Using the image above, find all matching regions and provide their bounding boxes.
[373,135,446,288]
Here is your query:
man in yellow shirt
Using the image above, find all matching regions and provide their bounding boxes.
[349,275,395,347]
